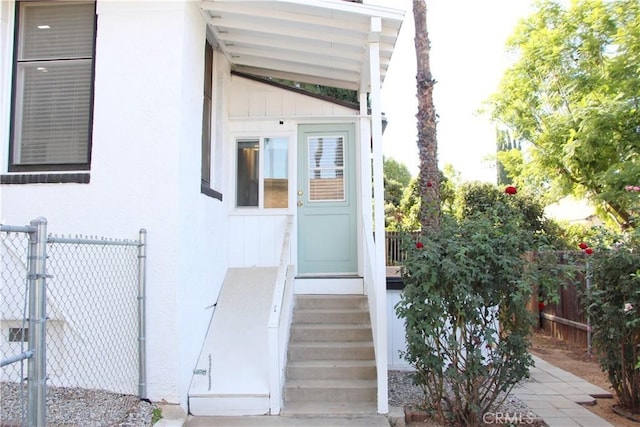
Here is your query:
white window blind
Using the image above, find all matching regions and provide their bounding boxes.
[13,1,95,167]
[308,136,345,201]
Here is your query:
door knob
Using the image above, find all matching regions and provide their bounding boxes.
[297,190,303,196]
[297,201,303,207]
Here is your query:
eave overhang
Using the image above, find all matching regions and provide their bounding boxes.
[199,0,404,92]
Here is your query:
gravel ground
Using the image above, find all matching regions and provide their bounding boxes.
[1,382,157,427]
[388,370,539,420]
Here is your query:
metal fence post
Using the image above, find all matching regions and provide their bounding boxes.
[27,217,47,427]
[137,228,147,399]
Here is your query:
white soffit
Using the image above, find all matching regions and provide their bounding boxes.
[199,0,404,91]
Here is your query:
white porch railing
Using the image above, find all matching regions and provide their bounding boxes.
[267,216,294,415]
[362,219,378,342]
[362,214,389,413]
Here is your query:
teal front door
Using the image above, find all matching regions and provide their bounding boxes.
[297,124,357,275]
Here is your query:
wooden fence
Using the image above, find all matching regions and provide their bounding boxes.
[385,231,403,266]
[385,231,419,266]
[525,251,590,350]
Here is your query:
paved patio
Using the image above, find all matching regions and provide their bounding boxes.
[512,355,615,427]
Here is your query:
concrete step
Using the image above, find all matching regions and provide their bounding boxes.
[294,278,364,294]
[286,360,376,381]
[288,341,375,361]
[283,294,377,415]
[290,324,373,342]
[295,294,368,310]
[293,309,370,325]
[284,379,377,402]
[279,401,379,417]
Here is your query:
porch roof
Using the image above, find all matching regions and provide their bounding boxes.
[198,0,405,92]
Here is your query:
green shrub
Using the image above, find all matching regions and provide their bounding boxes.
[582,227,640,412]
[396,207,535,426]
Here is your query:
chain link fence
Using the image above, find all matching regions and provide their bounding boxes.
[0,226,31,423]
[0,218,146,426]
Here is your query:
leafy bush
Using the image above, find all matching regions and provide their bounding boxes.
[396,203,536,426]
[582,227,640,412]
[454,182,559,245]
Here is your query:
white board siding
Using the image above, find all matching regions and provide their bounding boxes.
[229,75,358,119]
[228,215,292,267]
[386,289,500,370]
[387,290,411,370]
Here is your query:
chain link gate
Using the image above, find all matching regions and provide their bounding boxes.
[1,218,146,427]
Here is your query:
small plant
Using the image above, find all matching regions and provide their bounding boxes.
[396,205,536,426]
[151,407,163,425]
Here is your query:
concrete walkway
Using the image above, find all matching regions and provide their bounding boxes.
[160,355,616,427]
[513,355,615,427]
[184,414,392,427]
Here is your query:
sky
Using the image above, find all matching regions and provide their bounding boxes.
[365,0,538,182]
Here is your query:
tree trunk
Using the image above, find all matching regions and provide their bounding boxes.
[413,0,440,234]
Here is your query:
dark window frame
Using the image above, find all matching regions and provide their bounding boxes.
[200,39,222,201]
[7,0,97,174]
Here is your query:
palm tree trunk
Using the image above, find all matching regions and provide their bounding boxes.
[413,0,440,234]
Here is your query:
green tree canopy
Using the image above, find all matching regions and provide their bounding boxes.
[488,0,640,228]
[384,156,412,207]
[384,157,414,230]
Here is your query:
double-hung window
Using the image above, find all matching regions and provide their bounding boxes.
[9,1,96,172]
[236,137,289,209]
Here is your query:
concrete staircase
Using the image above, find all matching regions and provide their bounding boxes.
[282,294,377,416]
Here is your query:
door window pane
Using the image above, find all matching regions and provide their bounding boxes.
[308,136,345,201]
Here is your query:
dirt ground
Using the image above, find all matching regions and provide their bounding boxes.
[529,329,638,427]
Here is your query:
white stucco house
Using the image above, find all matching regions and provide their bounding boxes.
[0,0,405,418]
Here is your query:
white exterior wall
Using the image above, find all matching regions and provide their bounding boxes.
[387,290,411,370]
[0,0,229,408]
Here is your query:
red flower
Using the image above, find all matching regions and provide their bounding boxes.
[538,301,545,311]
[416,241,424,249]
[578,242,588,250]
[505,186,517,195]
[585,248,594,255]
[426,182,433,188]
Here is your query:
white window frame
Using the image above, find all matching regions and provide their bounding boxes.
[233,134,292,212]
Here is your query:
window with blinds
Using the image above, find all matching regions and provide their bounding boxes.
[10,1,96,171]
[308,136,345,201]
